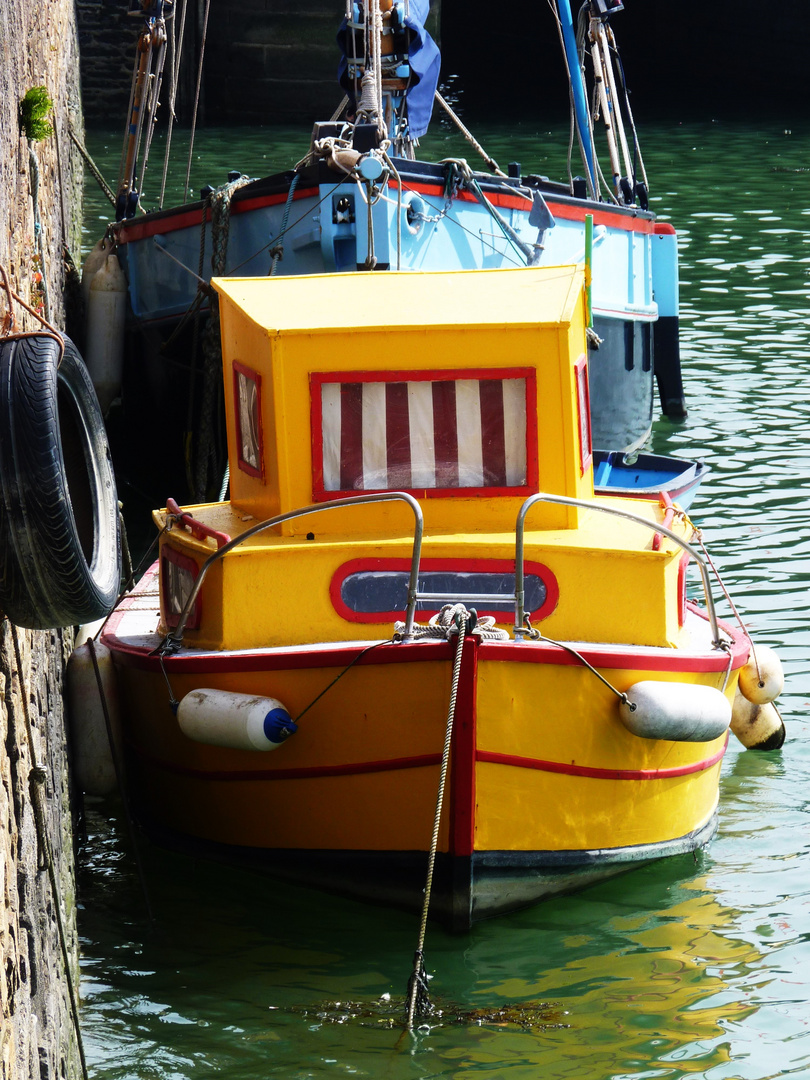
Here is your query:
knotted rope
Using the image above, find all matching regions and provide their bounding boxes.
[404,605,506,1030]
[194,174,252,500]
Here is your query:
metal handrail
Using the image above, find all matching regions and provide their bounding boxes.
[164,492,424,646]
[514,492,723,646]
[162,489,721,654]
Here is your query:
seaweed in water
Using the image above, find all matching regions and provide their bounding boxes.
[285,994,570,1033]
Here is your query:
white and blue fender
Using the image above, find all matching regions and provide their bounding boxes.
[177,689,297,751]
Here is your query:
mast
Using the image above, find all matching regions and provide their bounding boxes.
[338,0,440,156]
[556,0,596,196]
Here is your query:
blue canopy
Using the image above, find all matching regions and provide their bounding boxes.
[337,0,441,140]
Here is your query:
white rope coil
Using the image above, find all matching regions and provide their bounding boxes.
[396,603,509,642]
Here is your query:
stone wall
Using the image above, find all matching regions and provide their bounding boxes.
[0,0,86,1077]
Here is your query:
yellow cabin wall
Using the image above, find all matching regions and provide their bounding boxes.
[214,267,594,538]
[156,502,689,651]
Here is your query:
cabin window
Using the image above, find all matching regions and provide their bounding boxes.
[233,361,264,479]
[312,369,536,498]
[330,558,559,624]
[160,545,202,631]
[575,355,592,475]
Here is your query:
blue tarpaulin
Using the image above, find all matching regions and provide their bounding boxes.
[337,0,441,140]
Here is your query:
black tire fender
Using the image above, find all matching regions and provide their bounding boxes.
[0,332,121,628]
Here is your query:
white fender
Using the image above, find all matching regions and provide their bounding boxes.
[85,253,127,415]
[81,237,112,312]
[65,640,121,796]
[730,688,786,751]
[619,681,731,742]
[738,644,784,705]
[177,689,297,751]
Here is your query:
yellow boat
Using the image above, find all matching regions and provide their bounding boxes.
[101,264,777,929]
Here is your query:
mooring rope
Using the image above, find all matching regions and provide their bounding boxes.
[183,0,211,202]
[692,528,760,686]
[405,606,472,1029]
[433,91,507,177]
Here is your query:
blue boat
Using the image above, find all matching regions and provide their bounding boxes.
[593,450,709,510]
[85,0,687,501]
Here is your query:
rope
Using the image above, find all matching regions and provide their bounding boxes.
[693,529,760,685]
[364,185,377,269]
[434,92,507,177]
[194,174,251,499]
[270,172,301,274]
[183,0,211,202]
[68,123,116,208]
[7,623,89,1080]
[405,605,476,1029]
[0,263,62,337]
[518,615,634,708]
[139,18,168,199]
[396,603,508,642]
[160,0,189,209]
[28,145,50,322]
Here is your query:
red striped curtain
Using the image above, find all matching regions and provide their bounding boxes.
[320,376,528,491]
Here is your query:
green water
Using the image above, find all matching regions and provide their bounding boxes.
[79,117,810,1079]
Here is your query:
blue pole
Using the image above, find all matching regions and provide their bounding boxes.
[556,0,596,193]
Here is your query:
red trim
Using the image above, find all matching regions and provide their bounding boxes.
[477,735,727,780]
[397,180,533,214]
[399,182,655,234]
[105,619,747,676]
[231,189,319,216]
[329,557,559,624]
[129,747,443,782]
[544,200,655,234]
[450,636,479,857]
[651,491,675,552]
[309,367,538,500]
[115,187,320,244]
[160,545,202,631]
[115,181,654,248]
[130,731,727,785]
[166,499,231,549]
[574,354,592,474]
[232,361,265,480]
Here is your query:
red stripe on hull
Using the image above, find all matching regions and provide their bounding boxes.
[477,737,728,780]
[128,746,443,783]
[116,187,320,244]
[450,636,478,858]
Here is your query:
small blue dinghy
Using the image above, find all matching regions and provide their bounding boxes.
[593,450,709,510]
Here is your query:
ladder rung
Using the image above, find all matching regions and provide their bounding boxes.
[415,592,517,605]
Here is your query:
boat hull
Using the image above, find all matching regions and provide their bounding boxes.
[105,575,741,929]
[113,162,671,475]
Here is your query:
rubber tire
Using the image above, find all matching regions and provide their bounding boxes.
[0,333,121,628]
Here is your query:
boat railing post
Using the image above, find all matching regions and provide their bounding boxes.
[513,493,545,640]
[165,491,424,648]
[514,492,724,648]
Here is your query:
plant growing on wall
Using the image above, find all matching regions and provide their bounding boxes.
[19,85,54,141]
